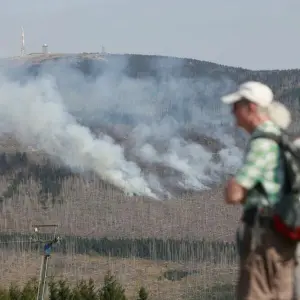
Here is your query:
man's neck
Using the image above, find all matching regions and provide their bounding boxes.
[248,117,271,134]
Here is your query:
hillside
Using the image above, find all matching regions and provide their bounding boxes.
[0,53,299,240]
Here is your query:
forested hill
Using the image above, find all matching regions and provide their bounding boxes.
[5,52,300,102]
[0,53,299,241]
[123,54,300,101]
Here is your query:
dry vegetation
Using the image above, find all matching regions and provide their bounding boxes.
[0,133,241,241]
[0,172,241,242]
[0,157,240,241]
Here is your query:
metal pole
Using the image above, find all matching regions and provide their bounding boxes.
[30,224,60,300]
[36,255,50,300]
[21,26,25,57]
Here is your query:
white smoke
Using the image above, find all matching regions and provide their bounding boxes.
[0,72,157,198]
[0,55,244,199]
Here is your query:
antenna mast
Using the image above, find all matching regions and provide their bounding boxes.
[21,26,25,56]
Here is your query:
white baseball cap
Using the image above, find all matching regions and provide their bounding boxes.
[221,81,274,107]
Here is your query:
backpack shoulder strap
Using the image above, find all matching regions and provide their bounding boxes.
[251,131,282,144]
[250,131,286,199]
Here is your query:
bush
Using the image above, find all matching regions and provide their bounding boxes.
[137,287,148,300]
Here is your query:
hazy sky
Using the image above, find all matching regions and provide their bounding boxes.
[0,0,299,70]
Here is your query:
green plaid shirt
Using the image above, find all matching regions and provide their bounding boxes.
[235,120,284,210]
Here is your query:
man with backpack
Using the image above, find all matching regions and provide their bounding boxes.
[221,81,299,300]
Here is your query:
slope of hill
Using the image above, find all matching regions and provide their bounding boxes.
[0,53,299,239]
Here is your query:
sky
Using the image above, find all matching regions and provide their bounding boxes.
[0,0,299,70]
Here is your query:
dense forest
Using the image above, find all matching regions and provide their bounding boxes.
[0,232,236,265]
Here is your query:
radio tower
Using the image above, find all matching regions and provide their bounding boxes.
[21,26,25,56]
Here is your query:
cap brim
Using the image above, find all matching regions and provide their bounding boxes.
[221,92,242,104]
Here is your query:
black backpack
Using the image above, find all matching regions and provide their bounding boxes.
[252,131,300,241]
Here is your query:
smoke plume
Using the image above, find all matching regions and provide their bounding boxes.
[0,55,243,199]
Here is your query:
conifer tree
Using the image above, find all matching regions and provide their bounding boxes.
[98,271,127,300]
